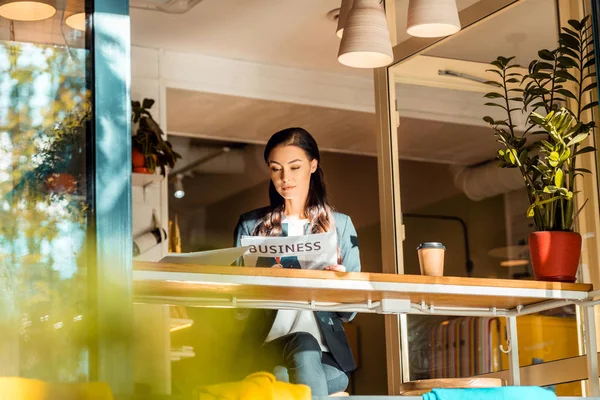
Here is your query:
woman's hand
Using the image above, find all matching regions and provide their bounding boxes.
[324,265,346,272]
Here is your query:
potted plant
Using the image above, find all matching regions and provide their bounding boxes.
[38,99,91,195]
[131,98,181,175]
[483,16,597,282]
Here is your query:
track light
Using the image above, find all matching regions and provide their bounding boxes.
[174,174,185,199]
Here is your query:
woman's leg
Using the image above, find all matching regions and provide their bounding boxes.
[322,352,349,394]
[261,332,329,396]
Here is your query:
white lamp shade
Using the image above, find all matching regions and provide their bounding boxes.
[0,0,56,21]
[65,12,85,31]
[336,0,353,38]
[406,0,461,38]
[338,0,393,69]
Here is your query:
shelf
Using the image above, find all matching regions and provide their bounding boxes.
[170,318,193,332]
[170,346,195,361]
[132,173,163,188]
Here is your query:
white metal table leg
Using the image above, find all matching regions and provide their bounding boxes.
[507,316,520,386]
[583,304,599,396]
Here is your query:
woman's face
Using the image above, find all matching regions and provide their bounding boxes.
[268,144,318,201]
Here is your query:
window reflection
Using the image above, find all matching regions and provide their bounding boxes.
[0,2,90,381]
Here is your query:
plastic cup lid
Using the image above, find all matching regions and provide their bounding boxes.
[417,242,446,250]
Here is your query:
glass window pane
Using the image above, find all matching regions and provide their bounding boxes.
[390,0,589,382]
[0,2,91,381]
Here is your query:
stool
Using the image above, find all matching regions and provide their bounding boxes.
[398,377,504,396]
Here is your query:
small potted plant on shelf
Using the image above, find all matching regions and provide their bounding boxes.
[131,98,181,175]
[39,99,91,195]
[483,16,597,282]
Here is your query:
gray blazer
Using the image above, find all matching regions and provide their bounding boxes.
[233,206,361,372]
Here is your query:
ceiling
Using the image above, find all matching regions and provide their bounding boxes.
[131,0,555,78]
[130,0,364,76]
[167,87,498,165]
[425,0,557,66]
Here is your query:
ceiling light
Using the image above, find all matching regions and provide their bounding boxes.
[406,0,461,38]
[174,174,185,199]
[338,0,393,69]
[65,12,85,31]
[0,0,56,21]
[336,0,353,38]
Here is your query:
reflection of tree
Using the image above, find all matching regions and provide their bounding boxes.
[0,40,90,381]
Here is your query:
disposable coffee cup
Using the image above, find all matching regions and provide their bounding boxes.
[417,242,446,277]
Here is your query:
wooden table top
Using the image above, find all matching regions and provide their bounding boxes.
[133,262,592,312]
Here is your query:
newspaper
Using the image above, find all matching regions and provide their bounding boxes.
[160,246,249,266]
[241,230,337,270]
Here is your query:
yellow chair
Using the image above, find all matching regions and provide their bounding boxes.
[196,372,311,400]
[0,377,114,400]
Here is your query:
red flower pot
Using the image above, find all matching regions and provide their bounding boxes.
[46,173,77,194]
[132,148,150,174]
[528,231,582,282]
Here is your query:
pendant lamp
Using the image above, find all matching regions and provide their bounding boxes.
[0,0,56,21]
[65,12,85,31]
[336,0,353,38]
[337,0,393,69]
[64,0,85,31]
[406,0,461,38]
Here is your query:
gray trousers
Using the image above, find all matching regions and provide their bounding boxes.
[261,332,349,396]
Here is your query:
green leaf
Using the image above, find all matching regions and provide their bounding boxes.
[561,47,579,59]
[506,78,520,83]
[583,58,596,69]
[582,101,599,113]
[484,81,503,87]
[558,56,579,68]
[557,88,578,100]
[567,133,589,146]
[484,92,504,99]
[536,61,554,70]
[142,98,155,109]
[506,149,517,164]
[562,27,579,37]
[539,50,555,61]
[527,204,535,218]
[555,169,564,187]
[544,185,558,194]
[560,32,580,48]
[548,151,560,167]
[483,116,495,124]
[568,19,583,30]
[485,102,508,111]
[490,60,505,69]
[583,82,597,92]
[574,146,596,156]
[556,70,578,82]
[575,168,592,174]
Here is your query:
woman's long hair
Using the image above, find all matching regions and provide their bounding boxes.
[254,127,333,237]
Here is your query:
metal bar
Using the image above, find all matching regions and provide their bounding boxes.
[584,305,600,396]
[510,299,576,316]
[399,314,411,383]
[507,316,520,386]
[92,0,133,394]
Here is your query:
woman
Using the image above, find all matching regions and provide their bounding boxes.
[233,127,360,396]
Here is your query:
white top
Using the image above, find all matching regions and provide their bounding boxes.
[264,217,329,352]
